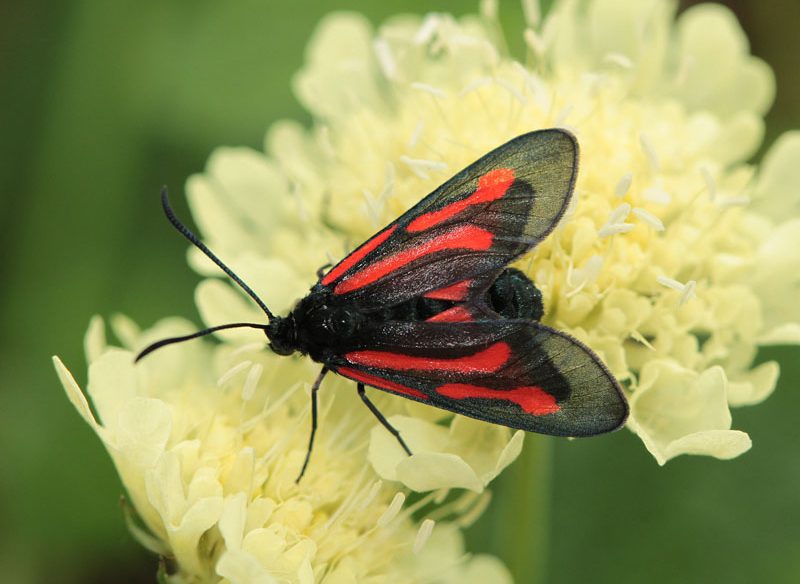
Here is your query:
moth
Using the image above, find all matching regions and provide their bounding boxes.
[138,129,629,480]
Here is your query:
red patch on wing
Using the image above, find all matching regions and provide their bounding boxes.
[407,167,515,232]
[437,383,560,415]
[425,306,473,323]
[334,225,494,295]
[321,225,397,286]
[424,279,471,301]
[346,341,510,374]
[336,366,428,400]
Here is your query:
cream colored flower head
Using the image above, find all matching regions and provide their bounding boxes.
[55,315,515,583]
[188,0,800,463]
[188,1,798,465]
[55,0,800,581]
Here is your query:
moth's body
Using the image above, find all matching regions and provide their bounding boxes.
[141,129,628,481]
[268,267,544,362]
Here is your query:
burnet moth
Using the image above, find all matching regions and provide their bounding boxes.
[138,129,629,481]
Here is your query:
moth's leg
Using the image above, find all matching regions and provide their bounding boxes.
[296,366,329,483]
[316,262,333,279]
[357,383,413,456]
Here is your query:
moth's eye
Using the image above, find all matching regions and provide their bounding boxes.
[269,341,294,356]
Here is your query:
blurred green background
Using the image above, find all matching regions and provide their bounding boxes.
[1,1,798,583]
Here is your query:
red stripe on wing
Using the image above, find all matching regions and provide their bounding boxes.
[407,168,515,232]
[437,383,560,415]
[345,341,510,374]
[321,225,398,286]
[425,306,473,323]
[334,225,494,295]
[423,279,471,301]
[336,366,428,400]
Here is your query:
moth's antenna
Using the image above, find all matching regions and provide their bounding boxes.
[135,322,268,362]
[160,187,275,320]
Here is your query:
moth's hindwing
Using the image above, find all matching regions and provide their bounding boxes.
[333,318,627,437]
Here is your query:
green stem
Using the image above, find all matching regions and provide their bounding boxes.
[469,435,553,583]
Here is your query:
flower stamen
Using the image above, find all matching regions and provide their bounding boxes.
[399,155,448,180]
[410,82,448,99]
[700,166,717,201]
[522,0,541,28]
[717,195,751,208]
[241,363,263,402]
[639,132,660,172]
[374,38,398,81]
[603,52,634,70]
[413,519,436,554]
[632,207,665,231]
[407,120,426,148]
[217,360,252,387]
[657,276,697,305]
[459,77,492,98]
[377,492,406,527]
[414,13,441,45]
[615,172,633,197]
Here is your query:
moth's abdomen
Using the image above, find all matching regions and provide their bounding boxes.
[368,267,543,324]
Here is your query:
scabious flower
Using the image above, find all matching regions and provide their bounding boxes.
[55,0,800,581]
[194,0,798,466]
[55,315,515,583]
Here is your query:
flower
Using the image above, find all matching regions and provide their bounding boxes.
[56,1,800,580]
[185,0,798,466]
[55,315,514,583]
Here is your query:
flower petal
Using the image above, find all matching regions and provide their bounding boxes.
[397,452,484,492]
[216,548,280,584]
[662,429,751,461]
[368,416,449,482]
[53,356,108,441]
[369,415,521,491]
[293,13,387,118]
[728,361,779,407]
[752,219,800,334]
[752,131,800,221]
[673,4,774,116]
[629,361,744,464]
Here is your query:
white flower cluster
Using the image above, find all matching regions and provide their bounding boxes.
[55,315,515,582]
[56,1,800,581]
[190,0,798,465]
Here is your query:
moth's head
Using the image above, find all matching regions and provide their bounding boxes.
[266,315,296,356]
